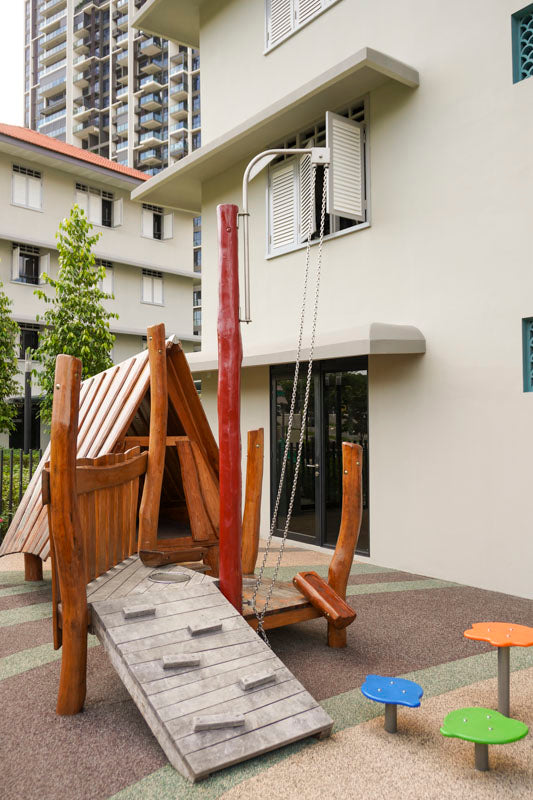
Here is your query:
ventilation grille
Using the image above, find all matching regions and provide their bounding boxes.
[517,9,533,81]
[13,164,41,179]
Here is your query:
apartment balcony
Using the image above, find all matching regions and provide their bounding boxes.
[170,140,188,158]
[116,72,129,86]
[138,75,164,93]
[73,118,100,139]
[73,37,90,54]
[41,96,66,116]
[170,122,187,136]
[117,0,129,9]
[40,0,67,18]
[74,53,94,71]
[170,64,187,80]
[73,70,90,88]
[169,82,188,101]
[136,131,164,148]
[37,108,66,129]
[139,37,162,57]
[73,18,91,38]
[39,9,67,34]
[116,87,129,101]
[137,149,162,166]
[116,31,128,46]
[139,93,162,111]
[40,74,67,98]
[116,14,129,31]
[140,58,163,75]
[40,42,67,67]
[116,49,129,66]
[73,105,94,121]
[169,102,188,120]
[139,112,162,129]
[41,23,68,50]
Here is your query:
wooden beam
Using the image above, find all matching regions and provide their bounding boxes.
[138,324,168,555]
[124,435,189,448]
[242,429,264,575]
[49,355,88,715]
[24,552,43,582]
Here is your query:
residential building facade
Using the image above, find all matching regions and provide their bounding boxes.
[0,124,200,448]
[24,0,201,176]
[131,1,533,601]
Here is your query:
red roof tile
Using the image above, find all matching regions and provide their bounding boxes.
[0,123,148,182]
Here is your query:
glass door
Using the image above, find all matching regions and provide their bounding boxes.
[271,365,320,545]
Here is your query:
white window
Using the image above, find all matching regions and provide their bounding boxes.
[12,165,42,210]
[97,260,114,295]
[141,269,163,304]
[267,101,367,255]
[11,243,48,285]
[265,0,340,50]
[75,183,118,227]
[142,203,173,240]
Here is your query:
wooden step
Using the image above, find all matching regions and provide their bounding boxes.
[293,571,356,630]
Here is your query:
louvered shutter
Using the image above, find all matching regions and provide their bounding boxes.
[163,212,173,240]
[89,191,102,226]
[12,173,26,205]
[326,111,365,222]
[142,274,152,302]
[153,276,163,304]
[12,246,20,281]
[299,146,316,242]
[112,198,123,227]
[267,0,293,47]
[27,176,42,209]
[296,0,322,25]
[142,208,153,238]
[269,159,298,252]
[39,253,50,283]
[76,189,88,215]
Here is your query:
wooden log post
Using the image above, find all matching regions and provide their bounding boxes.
[49,355,88,714]
[327,443,363,648]
[217,204,243,612]
[24,552,43,581]
[242,428,264,575]
[138,323,168,557]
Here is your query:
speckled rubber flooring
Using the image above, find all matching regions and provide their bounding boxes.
[1,545,532,800]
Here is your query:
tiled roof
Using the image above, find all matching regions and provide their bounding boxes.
[0,123,148,182]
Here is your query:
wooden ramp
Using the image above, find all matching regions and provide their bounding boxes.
[87,558,333,782]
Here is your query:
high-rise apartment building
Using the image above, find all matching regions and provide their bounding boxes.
[24,0,201,177]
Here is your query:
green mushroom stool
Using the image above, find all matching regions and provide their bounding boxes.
[440,708,528,771]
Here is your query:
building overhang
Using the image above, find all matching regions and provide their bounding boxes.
[133,0,208,48]
[131,47,419,212]
[186,323,425,373]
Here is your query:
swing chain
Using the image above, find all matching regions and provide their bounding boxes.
[251,162,329,645]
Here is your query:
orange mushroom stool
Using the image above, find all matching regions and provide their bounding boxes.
[464,623,533,717]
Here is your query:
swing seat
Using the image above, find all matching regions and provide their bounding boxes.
[292,571,356,630]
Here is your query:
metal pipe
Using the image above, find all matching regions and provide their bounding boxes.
[498,646,510,717]
[474,742,489,771]
[384,703,397,733]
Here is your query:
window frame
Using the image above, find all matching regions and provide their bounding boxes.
[265,95,371,259]
[140,268,164,306]
[75,183,115,228]
[264,0,342,54]
[11,164,43,212]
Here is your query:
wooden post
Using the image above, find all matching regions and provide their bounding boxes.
[217,204,243,611]
[242,428,264,575]
[49,355,88,714]
[138,323,168,556]
[327,443,363,648]
[24,552,43,581]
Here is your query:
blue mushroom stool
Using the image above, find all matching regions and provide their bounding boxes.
[361,674,423,733]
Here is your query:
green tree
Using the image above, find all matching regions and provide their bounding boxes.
[0,283,20,434]
[33,205,117,425]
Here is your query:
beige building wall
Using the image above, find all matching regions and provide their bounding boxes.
[181,0,533,599]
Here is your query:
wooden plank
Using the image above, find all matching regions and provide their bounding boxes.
[185,706,332,778]
[176,440,215,543]
[86,556,139,600]
[241,429,263,574]
[93,582,220,616]
[75,452,147,495]
[293,571,356,629]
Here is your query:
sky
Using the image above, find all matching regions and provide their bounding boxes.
[0,1,26,126]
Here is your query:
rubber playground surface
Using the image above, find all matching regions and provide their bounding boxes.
[1,544,532,800]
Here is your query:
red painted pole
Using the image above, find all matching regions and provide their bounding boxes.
[217,204,243,611]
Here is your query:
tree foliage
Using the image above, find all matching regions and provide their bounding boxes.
[0,282,20,434]
[32,205,117,425]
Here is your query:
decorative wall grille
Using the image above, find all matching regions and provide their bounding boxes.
[513,5,533,82]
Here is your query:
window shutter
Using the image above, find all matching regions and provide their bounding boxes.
[153,276,163,304]
[112,198,123,227]
[39,253,50,283]
[142,274,152,302]
[11,246,20,281]
[12,173,26,205]
[269,159,298,252]
[27,176,42,209]
[89,191,102,226]
[76,189,88,215]
[101,266,113,294]
[163,212,173,240]
[267,0,293,47]
[298,145,316,242]
[296,0,322,25]
[326,111,365,221]
[142,208,153,238]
